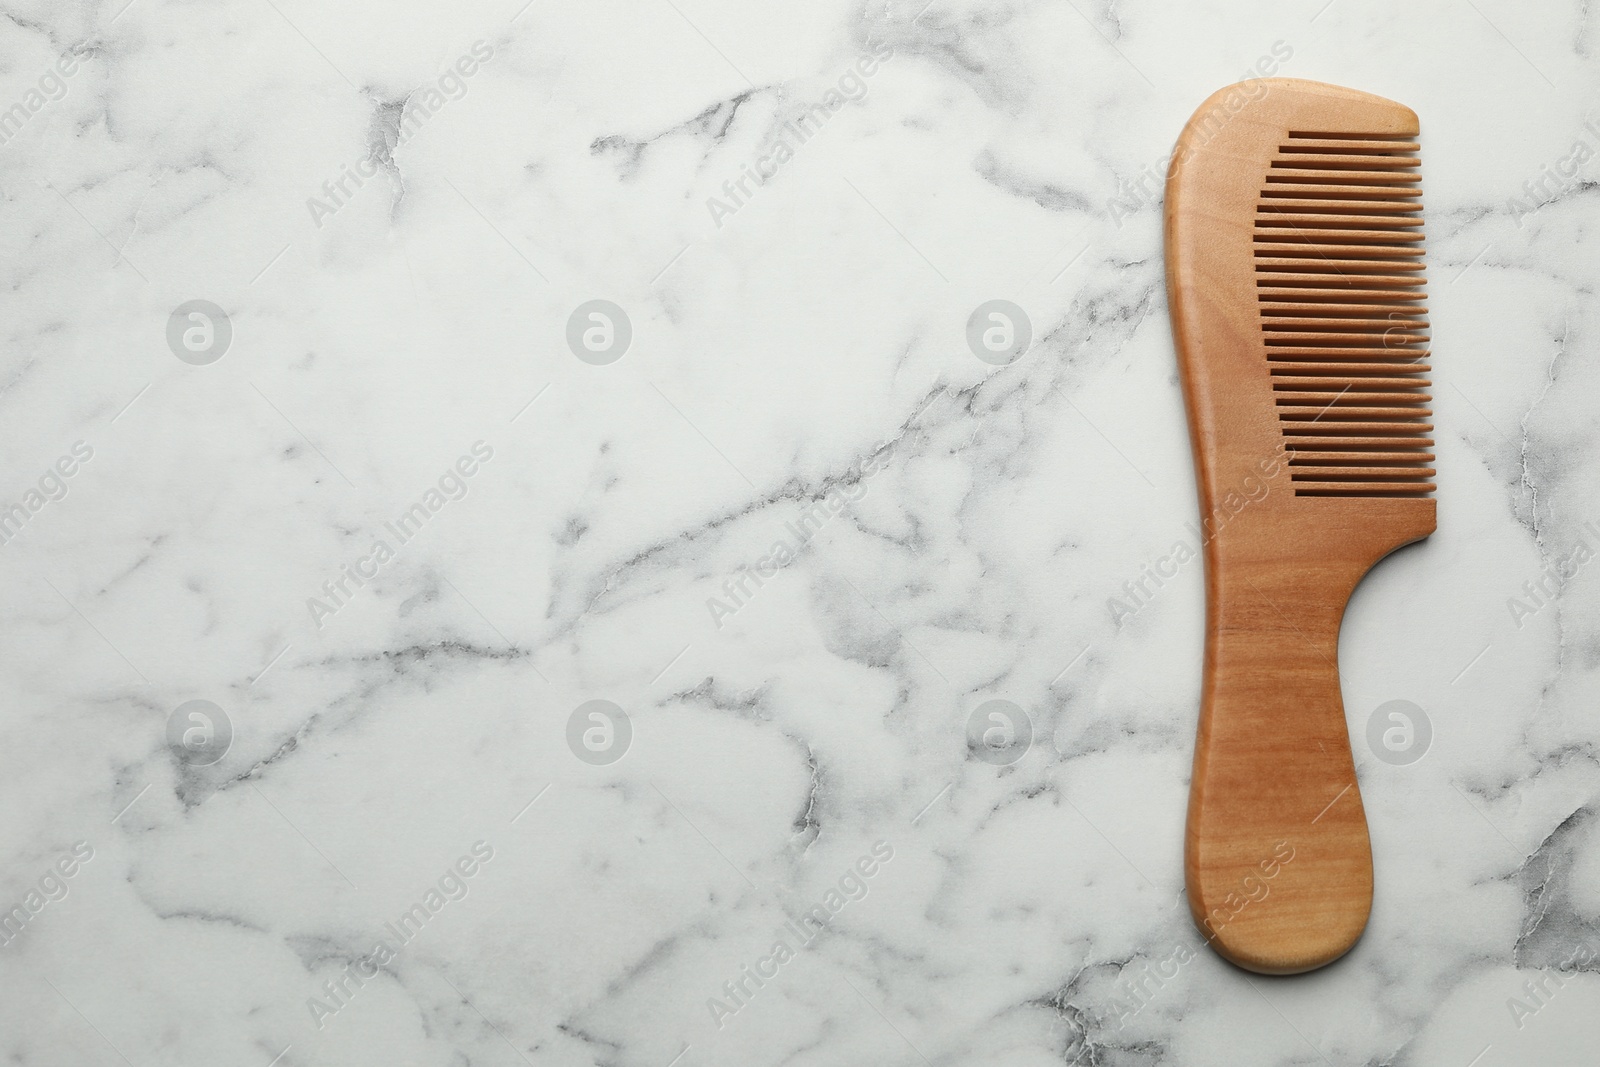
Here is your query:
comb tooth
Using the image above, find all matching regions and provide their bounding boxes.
[1255,244,1425,260]
[1275,394,1430,408]
[1278,420,1433,435]
[1257,215,1424,231]
[1265,338,1428,352]
[1257,233,1424,249]
[1262,187,1423,201]
[1269,355,1430,365]
[1257,274,1426,290]
[1254,257,1426,274]
[1260,291,1426,305]
[1278,138,1421,153]
[1289,451,1436,464]
[1259,199,1426,214]
[1279,413,1431,426]
[1258,215,1423,232]
[1283,435,1435,449]
[1285,131,1416,139]
[1267,367,1433,379]
[1263,320,1428,332]
[1274,378,1431,391]
[1273,382,1430,395]
[1264,309,1428,321]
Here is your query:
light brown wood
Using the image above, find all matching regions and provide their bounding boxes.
[1163,79,1435,974]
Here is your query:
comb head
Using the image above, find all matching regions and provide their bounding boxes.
[1165,78,1436,553]
[1257,131,1433,497]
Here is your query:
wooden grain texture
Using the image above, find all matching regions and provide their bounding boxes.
[1163,78,1436,975]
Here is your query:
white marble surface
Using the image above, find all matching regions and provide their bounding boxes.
[2,0,1598,1064]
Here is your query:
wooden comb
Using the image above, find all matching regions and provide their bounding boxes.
[1163,79,1435,974]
